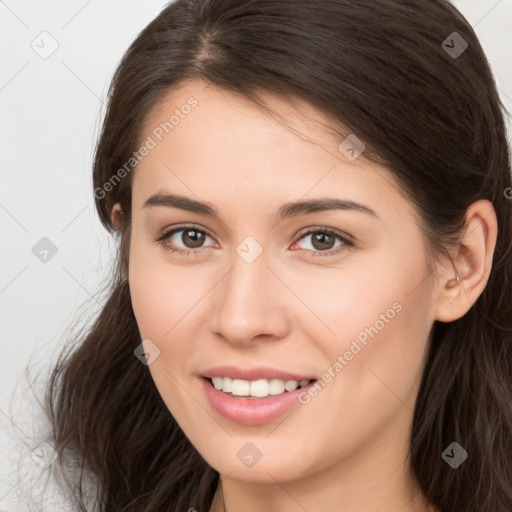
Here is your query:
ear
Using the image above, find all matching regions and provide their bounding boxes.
[110,203,124,231]
[434,200,498,323]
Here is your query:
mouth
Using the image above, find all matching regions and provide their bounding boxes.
[202,376,317,399]
[200,375,318,425]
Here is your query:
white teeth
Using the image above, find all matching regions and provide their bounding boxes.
[232,379,250,396]
[250,379,269,397]
[222,377,233,393]
[209,377,312,397]
[284,380,299,392]
[269,378,284,395]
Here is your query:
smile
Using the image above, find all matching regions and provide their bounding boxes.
[201,377,318,425]
[210,376,313,398]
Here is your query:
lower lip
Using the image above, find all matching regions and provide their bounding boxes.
[200,377,316,426]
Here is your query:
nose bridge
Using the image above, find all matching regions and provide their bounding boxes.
[214,243,288,343]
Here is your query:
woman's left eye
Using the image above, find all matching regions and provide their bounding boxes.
[155,225,353,257]
[292,228,354,257]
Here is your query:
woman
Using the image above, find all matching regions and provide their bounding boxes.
[41,0,511,511]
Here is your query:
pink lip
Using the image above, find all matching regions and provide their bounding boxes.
[201,365,316,382]
[200,377,317,426]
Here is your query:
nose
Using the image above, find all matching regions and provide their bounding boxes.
[212,247,290,345]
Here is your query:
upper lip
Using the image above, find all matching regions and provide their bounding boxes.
[201,366,317,382]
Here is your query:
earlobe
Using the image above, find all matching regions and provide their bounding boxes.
[110,203,124,231]
[434,200,497,323]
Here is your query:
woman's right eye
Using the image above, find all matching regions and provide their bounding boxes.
[155,226,216,255]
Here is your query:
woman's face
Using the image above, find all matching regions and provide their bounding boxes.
[126,80,442,485]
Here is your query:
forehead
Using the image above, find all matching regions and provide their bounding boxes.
[131,80,413,224]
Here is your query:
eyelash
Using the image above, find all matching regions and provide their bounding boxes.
[154,224,354,258]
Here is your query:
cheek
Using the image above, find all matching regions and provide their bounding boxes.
[128,242,207,338]
[293,249,433,407]
[276,251,412,347]
[318,276,432,425]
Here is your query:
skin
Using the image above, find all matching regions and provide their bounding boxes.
[110,80,497,512]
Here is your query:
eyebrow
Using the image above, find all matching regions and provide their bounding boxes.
[142,192,379,221]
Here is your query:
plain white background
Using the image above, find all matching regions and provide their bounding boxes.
[0,0,511,507]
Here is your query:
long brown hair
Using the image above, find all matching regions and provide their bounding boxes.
[45,1,512,510]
